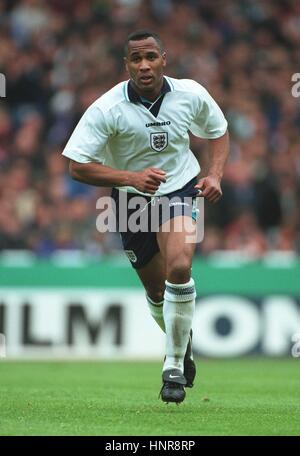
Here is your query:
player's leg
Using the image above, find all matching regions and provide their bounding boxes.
[124,234,191,402]
[114,186,196,402]
[157,216,197,401]
[112,187,166,332]
[135,251,166,332]
[136,249,195,390]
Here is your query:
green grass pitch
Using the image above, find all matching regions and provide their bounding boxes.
[0,358,299,436]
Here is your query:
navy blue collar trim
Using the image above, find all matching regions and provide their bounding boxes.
[127,77,171,103]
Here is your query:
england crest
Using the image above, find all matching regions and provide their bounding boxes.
[124,250,137,263]
[150,132,168,152]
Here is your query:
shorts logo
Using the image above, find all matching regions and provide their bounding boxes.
[124,250,137,263]
[150,132,168,152]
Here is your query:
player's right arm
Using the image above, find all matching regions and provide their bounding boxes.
[69,160,166,195]
[62,103,166,194]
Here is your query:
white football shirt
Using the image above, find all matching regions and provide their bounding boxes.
[62,76,227,196]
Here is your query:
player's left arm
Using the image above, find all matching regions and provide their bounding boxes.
[194,130,229,204]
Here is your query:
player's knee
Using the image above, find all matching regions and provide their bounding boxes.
[146,288,165,303]
[167,256,192,283]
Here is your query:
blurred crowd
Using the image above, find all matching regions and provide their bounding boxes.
[0,0,300,258]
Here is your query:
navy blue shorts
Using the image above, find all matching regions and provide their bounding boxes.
[111,177,199,269]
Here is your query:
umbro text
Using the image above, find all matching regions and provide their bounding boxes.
[145,121,171,127]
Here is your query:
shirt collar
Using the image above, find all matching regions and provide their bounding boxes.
[127,76,171,103]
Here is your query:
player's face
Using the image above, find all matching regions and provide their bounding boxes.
[124,37,166,100]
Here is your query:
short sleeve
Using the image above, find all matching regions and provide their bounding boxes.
[62,105,112,163]
[189,84,227,139]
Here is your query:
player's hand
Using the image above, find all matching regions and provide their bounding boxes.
[132,168,166,194]
[195,174,222,203]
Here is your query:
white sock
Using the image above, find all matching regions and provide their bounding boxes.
[163,278,196,373]
[146,294,165,332]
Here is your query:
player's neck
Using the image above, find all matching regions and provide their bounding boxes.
[132,78,164,101]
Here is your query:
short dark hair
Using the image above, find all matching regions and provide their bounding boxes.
[124,30,164,55]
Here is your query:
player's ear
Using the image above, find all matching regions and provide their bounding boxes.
[162,52,167,67]
[124,57,129,73]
